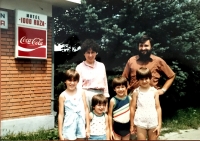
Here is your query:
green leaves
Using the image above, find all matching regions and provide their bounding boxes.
[53,0,200,111]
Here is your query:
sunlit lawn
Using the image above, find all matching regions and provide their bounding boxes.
[1,107,200,140]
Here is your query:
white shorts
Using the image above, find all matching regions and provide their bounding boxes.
[134,110,158,129]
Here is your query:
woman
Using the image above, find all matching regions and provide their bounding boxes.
[76,39,109,112]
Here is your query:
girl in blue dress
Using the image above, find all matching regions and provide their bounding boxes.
[58,69,90,140]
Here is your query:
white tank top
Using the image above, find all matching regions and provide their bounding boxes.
[90,112,106,135]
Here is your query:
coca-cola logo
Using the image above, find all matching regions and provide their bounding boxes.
[20,36,44,46]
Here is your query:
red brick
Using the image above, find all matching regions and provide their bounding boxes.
[1,78,9,81]
[9,106,22,110]
[9,49,14,53]
[1,52,7,55]
[6,52,13,56]
[1,99,10,104]
[6,31,14,35]
[7,45,14,49]
[1,12,53,119]
[9,113,23,118]
[9,42,15,45]
[1,41,9,45]
[1,63,10,67]
[7,38,14,41]
[22,64,33,67]
[0,56,10,60]
[21,98,33,102]
[1,34,9,38]
[9,99,22,102]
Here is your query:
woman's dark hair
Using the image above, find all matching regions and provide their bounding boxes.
[91,94,107,109]
[81,39,99,53]
[136,67,152,80]
[112,76,128,89]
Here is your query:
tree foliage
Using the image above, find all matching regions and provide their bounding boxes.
[53,0,200,116]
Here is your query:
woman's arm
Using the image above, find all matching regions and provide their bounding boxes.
[105,114,110,140]
[82,91,90,138]
[58,94,65,140]
[130,92,137,134]
[108,98,115,140]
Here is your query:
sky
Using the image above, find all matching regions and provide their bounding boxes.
[54,44,63,51]
[54,44,81,52]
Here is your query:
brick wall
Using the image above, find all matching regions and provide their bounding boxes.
[1,9,53,119]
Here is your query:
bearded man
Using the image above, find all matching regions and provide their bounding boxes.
[122,35,175,95]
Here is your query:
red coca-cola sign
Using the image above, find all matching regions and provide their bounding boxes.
[20,36,44,47]
[15,26,47,59]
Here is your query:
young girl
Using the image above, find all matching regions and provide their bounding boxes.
[130,67,162,140]
[108,76,131,140]
[58,69,90,140]
[89,94,109,140]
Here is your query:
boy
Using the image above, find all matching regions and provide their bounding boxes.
[108,76,131,140]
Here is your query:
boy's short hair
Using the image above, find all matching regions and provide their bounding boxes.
[64,69,80,82]
[91,94,107,109]
[112,76,128,89]
[136,67,152,80]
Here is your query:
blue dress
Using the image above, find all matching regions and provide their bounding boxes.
[62,90,86,140]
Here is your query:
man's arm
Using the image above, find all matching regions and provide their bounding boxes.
[159,74,175,95]
[122,61,130,81]
[159,59,176,95]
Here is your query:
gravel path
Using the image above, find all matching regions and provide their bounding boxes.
[159,127,200,140]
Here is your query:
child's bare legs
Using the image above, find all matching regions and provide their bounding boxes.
[113,132,130,140]
[113,132,121,140]
[76,138,85,140]
[63,138,84,140]
[148,128,158,140]
[122,134,130,140]
[136,127,147,140]
[137,127,159,140]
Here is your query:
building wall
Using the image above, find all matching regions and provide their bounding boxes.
[0,0,52,16]
[0,8,54,135]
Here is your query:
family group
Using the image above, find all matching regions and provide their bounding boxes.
[58,35,176,140]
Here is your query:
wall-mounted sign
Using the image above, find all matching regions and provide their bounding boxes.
[16,10,47,28]
[16,26,47,59]
[0,10,8,29]
[15,10,47,59]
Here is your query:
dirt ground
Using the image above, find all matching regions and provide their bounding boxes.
[159,127,200,140]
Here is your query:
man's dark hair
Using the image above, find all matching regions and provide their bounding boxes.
[137,35,154,47]
[81,39,99,53]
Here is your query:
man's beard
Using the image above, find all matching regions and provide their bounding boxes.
[138,50,152,60]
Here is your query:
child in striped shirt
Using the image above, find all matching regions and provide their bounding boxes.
[108,76,131,140]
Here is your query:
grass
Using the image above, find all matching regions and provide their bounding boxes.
[1,107,200,140]
[1,128,59,140]
[160,107,200,136]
